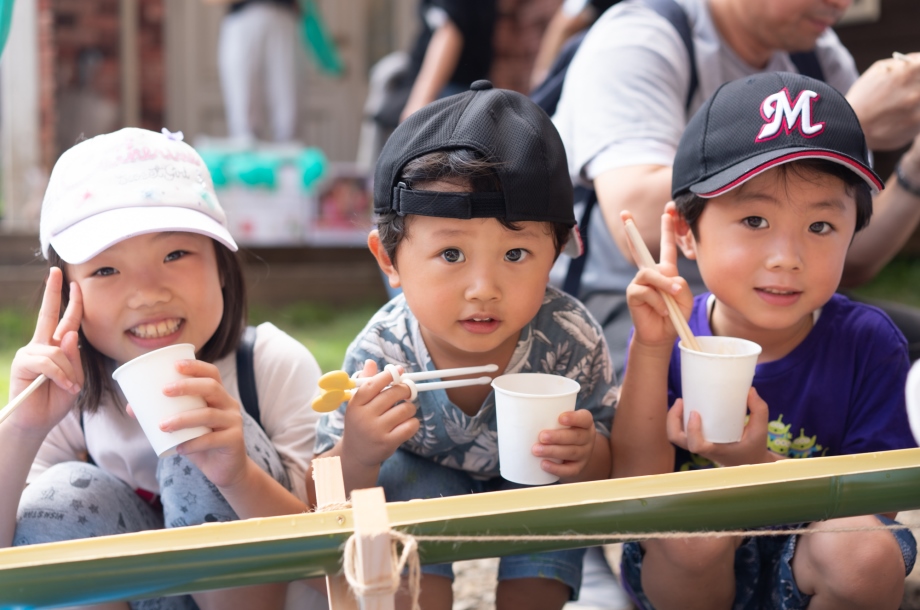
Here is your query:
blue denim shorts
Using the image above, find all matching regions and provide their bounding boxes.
[378,449,586,599]
[620,515,916,610]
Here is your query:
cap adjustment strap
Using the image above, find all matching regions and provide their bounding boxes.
[391,183,506,219]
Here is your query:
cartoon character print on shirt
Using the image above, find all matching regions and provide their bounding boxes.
[677,415,825,470]
[767,413,792,456]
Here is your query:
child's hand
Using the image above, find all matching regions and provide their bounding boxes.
[622,204,693,350]
[340,360,420,470]
[156,359,249,488]
[8,267,83,435]
[666,387,777,467]
[533,409,597,482]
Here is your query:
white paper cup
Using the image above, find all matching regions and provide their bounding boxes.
[112,343,210,457]
[492,373,581,485]
[679,336,762,443]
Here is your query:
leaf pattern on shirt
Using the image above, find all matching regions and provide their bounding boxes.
[554,309,602,350]
[443,408,481,446]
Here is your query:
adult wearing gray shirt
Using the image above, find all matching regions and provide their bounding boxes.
[551,0,920,375]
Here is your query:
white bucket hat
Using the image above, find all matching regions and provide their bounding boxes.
[40,127,238,264]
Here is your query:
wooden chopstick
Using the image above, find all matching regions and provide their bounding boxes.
[623,219,702,352]
[0,374,48,426]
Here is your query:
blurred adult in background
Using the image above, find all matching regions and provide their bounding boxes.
[551,0,920,376]
[210,0,300,142]
[398,0,497,122]
[530,0,622,90]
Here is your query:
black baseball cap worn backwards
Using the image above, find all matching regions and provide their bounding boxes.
[374,80,582,256]
[672,72,883,199]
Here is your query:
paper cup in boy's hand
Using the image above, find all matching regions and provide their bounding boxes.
[112,343,210,457]
[679,336,761,443]
[492,373,581,485]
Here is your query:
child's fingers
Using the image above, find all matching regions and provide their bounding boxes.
[162,376,233,411]
[540,459,582,479]
[15,346,81,394]
[684,411,714,455]
[534,440,589,463]
[557,409,593,429]
[387,413,421,446]
[174,359,221,382]
[377,397,417,431]
[659,203,679,270]
[160,404,239,433]
[634,268,683,299]
[33,268,64,344]
[60,330,84,387]
[53,282,83,343]
[666,399,689,449]
[175,428,243,456]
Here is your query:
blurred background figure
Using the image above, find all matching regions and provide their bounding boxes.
[398,0,497,124]
[210,0,300,143]
[530,0,621,91]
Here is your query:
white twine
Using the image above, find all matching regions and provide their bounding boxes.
[331,522,913,608]
[342,530,421,610]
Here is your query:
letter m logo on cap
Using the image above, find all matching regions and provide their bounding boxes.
[756,88,825,142]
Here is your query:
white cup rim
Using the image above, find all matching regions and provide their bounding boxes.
[678,336,762,359]
[112,343,196,381]
[491,373,581,398]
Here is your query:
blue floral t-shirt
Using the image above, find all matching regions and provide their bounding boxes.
[314,286,618,478]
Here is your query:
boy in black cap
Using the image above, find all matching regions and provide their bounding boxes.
[613,72,916,609]
[313,81,617,608]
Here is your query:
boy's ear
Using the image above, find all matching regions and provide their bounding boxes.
[673,214,698,261]
[367,230,401,289]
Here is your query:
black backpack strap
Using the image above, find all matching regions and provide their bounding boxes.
[644,0,698,112]
[530,29,590,116]
[236,325,260,425]
[563,186,598,297]
[790,51,825,82]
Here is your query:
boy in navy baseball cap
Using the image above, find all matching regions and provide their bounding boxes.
[312,81,615,608]
[613,72,915,609]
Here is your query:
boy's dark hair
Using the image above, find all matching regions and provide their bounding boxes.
[376,149,572,264]
[675,159,873,240]
[48,240,247,414]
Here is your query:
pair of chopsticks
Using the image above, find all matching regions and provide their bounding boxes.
[623,218,702,352]
[312,363,499,412]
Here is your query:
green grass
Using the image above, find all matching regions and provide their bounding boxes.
[849,257,920,309]
[0,300,382,400]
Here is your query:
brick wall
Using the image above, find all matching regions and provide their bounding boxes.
[491,0,562,93]
[36,0,164,170]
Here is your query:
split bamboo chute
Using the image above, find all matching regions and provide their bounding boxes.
[2,449,920,607]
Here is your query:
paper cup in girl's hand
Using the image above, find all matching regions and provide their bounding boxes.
[679,336,761,443]
[492,373,581,485]
[112,343,210,457]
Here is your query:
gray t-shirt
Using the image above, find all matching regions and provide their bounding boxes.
[550,0,859,297]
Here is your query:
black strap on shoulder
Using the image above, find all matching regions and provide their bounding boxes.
[790,51,825,82]
[562,187,598,297]
[644,0,698,111]
[530,29,589,116]
[236,325,260,425]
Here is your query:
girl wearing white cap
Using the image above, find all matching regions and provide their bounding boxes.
[0,128,322,609]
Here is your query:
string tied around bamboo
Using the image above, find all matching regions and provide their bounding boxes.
[342,529,421,610]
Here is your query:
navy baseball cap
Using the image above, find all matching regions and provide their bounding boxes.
[672,72,883,199]
[374,80,582,256]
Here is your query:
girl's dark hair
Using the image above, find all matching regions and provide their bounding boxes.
[48,239,247,414]
[675,158,873,240]
[376,149,571,263]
